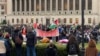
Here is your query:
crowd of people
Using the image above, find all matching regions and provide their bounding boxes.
[0,24,100,56]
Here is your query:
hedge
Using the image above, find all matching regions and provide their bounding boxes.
[10,42,100,56]
[11,43,67,56]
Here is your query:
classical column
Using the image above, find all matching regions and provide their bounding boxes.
[73,0,75,11]
[45,0,47,12]
[62,0,64,11]
[15,0,17,12]
[67,0,69,11]
[24,0,26,11]
[29,0,31,11]
[39,0,41,11]
[86,0,88,10]
[50,0,52,12]
[34,0,36,11]
[20,0,22,12]
[79,0,81,11]
[56,0,58,12]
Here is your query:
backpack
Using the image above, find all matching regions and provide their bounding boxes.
[69,44,77,54]
[15,36,23,44]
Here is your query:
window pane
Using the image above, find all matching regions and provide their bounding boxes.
[12,0,15,11]
[47,0,50,11]
[75,0,79,10]
[58,0,61,10]
[31,18,34,23]
[52,0,56,10]
[31,0,34,11]
[22,0,24,11]
[36,0,39,11]
[41,0,45,11]
[17,19,19,23]
[64,0,67,10]
[75,18,79,24]
[88,18,91,24]
[36,19,38,23]
[69,0,73,10]
[26,0,29,11]
[88,0,92,10]
[17,0,20,11]
[12,18,14,23]
[64,18,67,23]
[69,18,72,23]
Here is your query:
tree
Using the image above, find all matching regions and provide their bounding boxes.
[2,20,7,24]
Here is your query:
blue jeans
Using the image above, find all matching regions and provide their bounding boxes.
[15,46,22,56]
[27,46,36,56]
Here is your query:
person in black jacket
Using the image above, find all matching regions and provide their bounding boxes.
[12,27,23,56]
[66,34,80,56]
[45,42,57,56]
[5,33,12,56]
[26,27,37,56]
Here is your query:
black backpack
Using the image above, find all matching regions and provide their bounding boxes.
[69,44,77,54]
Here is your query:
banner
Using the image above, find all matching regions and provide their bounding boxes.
[36,29,59,37]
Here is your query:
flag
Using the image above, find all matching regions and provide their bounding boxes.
[49,23,57,29]
[54,19,59,25]
[36,29,59,37]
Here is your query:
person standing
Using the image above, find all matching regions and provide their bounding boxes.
[12,27,23,56]
[66,34,80,56]
[5,33,12,56]
[85,39,98,56]
[0,32,7,56]
[26,27,37,56]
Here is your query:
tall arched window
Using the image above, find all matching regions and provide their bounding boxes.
[69,0,73,10]
[17,0,20,11]
[41,0,45,11]
[75,18,79,24]
[88,18,91,24]
[26,19,28,23]
[31,18,34,23]
[64,0,67,10]
[12,18,14,23]
[64,18,67,23]
[88,0,92,10]
[16,18,19,23]
[36,0,39,11]
[21,18,23,24]
[69,18,72,23]
[75,0,79,10]
[47,0,50,11]
[31,0,34,11]
[52,0,56,10]
[22,0,24,11]
[58,0,61,10]
[36,18,38,23]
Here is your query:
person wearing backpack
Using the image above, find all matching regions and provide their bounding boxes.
[12,27,23,56]
[26,27,37,56]
[85,39,98,56]
[45,42,57,56]
[5,33,12,56]
[66,34,80,56]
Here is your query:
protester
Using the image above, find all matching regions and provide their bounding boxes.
[12,27,23,56]
[5,33,12,56]
[45,42,57,56]
[66,34,80,56]
[85,39,98,56]
[0,32,7,56]
[26,27,37,56]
